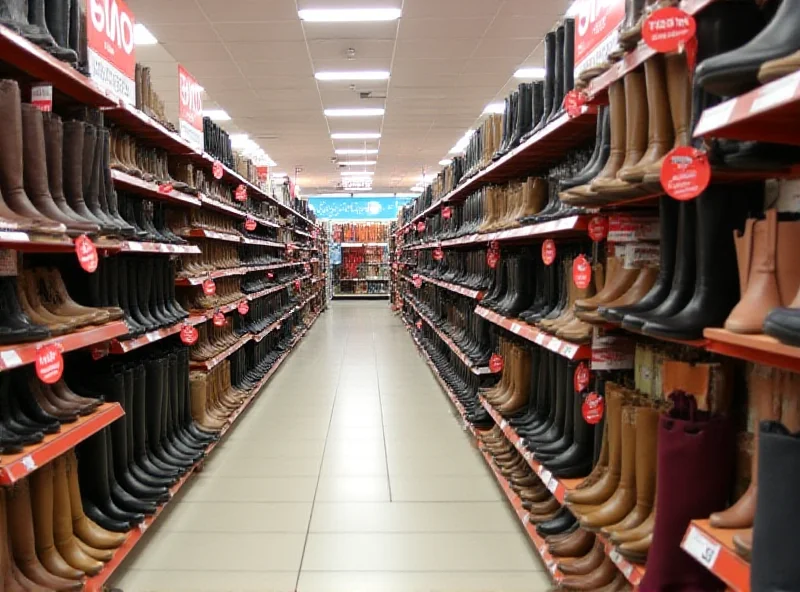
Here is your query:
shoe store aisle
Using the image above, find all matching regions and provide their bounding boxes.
[110,302,550,592]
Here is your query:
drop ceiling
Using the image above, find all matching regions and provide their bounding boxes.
[127,0,572,195]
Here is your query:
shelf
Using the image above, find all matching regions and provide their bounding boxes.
[405,216,591,249]
[681,520,750,592]
[402,274,485,300]
[333,293,390,298]
[84,312,322,592]
[396,111,598,234]
[121,241,201,254]
[337,278,389,282]
[0,402,124,485]
[176,264,302,286]
[109,315,209,354]
[180,229,242,244]
[189,334,252,371]
[111,171,202,208]
[404,296,496,375]
[251,292,321,343]
[241,236,284,248]
[188,275,312,318]
[475,306,591,360]
[703,328,800,372]
[0,321,129,373]
[339,242,389,247]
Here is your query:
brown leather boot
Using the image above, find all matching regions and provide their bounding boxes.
[580,403,638,531]
[49,459,103,575]
[498,348,531,414]
[558,537,604,574]
[576,259,640,314]
[732,529,752,560]
[0,80,66,235]
[548,527,595,559]
[74,537,112,563]
[610,508,655,545]
[560,556,619,590]
[62,120,108,229]
[586,266,659,323]
[190,373,225,431]
[4,485,83,591]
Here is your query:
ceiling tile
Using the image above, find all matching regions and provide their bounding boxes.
[197,0,299,22]
[127,0,205,23]
[308,39,395,61]
[145,22,218,43]
[399,17,491,39]
[402,0,503,18]
[177,60,240,78]
[394,38,476,60]
[302,21,398,40]
[243,61,314,77]
[484,16,551,38]
[225,41,309,63]
[161,42,227,62]
[473,37,540,59]
[214,21,305,42]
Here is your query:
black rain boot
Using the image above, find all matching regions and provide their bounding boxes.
[547,24,565,124]
[532,30,556,134]
[42,0,77,62]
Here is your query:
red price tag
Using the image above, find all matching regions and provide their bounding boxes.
[213,311,226,327]
[582,393,605,424]
[564,90,586,118]
[542,239,556,266]
[304,263,311,274]
[235,184,247,202]
[158,183,173,194]
[416,221,426,232]
[487,250,500,269]
[573,255,592,290]
[238,300,249,315]
[75,235,98,273]
[286,243,295,254]
[90,344,108,361]
[588,216,608,242]
[433,247,444,261]
[415,320,423,330]
[35,344,63,384]
[245,218,257,232]
[293,279,302,291]
[660,146,711,201]
[267,272,274,279]
[212,160,224,179]
[442,206,452,220]
[180,323,198,345]
[643,8,696,53]
[412,274,422,289]
[574,363,590,392]
[489,354,504,373]
[202,278,216,296]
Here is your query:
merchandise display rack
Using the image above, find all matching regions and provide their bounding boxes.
[332,222,391,299]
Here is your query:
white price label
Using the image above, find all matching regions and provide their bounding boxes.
[500,419,508,430]
[698,99,736,133]
[515,438,523,449]
[548,338,563,352]
[540,468,552,483]
[21,455,36,472]
[535,333,546,345]
[547,476,559,493]
[510,323,522,334]
[523,450,533,462]
[522,514,530,525]
[562,344,578,357]
[683,525,721,570]
[138,521,149,533]
[609,548,622,564]
[127,241,143,251]
[751,72,800,115]
[0,350,23,369]
[146,332,159,343]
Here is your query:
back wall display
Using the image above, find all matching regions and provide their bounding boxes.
[308,196,413,220]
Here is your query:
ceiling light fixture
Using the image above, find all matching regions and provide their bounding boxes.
[315,71,390,81]
[324,108,385,117]
[410,186,424,192]
[483,102,505,114]
[230,134,250,147]
[514,67,546,79]
[271,172,288,178]
[449,129,475,154]
[335,149,379,155]
[439,159,453,166]
[134,24,158,45]
[340,160,377,166]
[202,109,231,121]
[299,8,401,21]
[341,171,375,176]
[331,132,381,139]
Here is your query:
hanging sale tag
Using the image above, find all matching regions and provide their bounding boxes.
[442,206,452,220]
[35,344,63,384]
[582,393,605,424]
[245,218,257,232]
[588,216,609,242]
[237,300,249,315]
[660,146,711,201]
[574,363,590,393]
[573,255,592,290]
[416,221,426,233]
[235,184,247,202]
[31,84,53,112]
[433,247,444,261]
[412,274,423,289]
[642,8,696,53]
[202,278,216,296]
[542,239,556,266]
[489,353,504,373]
[75,235,98,273]
[180,323,198,345]
[564,90,586,118]
[212,161,224,180]
[212,311,226,327]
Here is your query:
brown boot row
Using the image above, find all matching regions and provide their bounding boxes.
[481,340,531,416]
[190,321,239,362]
[2,453,126,590]
[189,360,247,431]
[179,240,242,277]
[540,256,595,344]
[575,257,659,325]
[108,130,181,192]
[476,177,548,233]
[135,63,172,132]
[180,277,244,313]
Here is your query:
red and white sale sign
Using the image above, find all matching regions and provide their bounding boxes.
[86,0,136,104]
[178,65,204,149]
[572,0,626,77]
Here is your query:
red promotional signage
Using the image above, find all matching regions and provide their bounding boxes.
[572,0,626,77]
[212,311,226,327]
[582,393,605,424]
[574,363,590,392]
[86,0,136,104]
[237,300,249,315]
[573,255,592,289]
[235,184,247,202]
[588,216,609,242]
[643,8,696,53]
[180,323,198,345]
[293,279,302,291]
[442,206,452,220]
[256,166,269,183]
[489,354,504,373]
[36,344,64,384]
[416,221,426,233]
[178,65,204,149]
[412,274,423,289]
[415,320,423,330]
[212,161,224,180]
[158,183,173,194]
[542,239,556,266]
[244,218,257,232]
[565,90,586,118]
[202,278,216,296]
[31,84,53,112]
[75,235,98,273]
[433,247,444,261]
[660,146,711,201]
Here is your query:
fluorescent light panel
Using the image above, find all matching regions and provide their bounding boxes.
[335,149,379,155]
[315,71,390,81]
[340,161,377,166]
[449,129,475,154]
[299,8,401,21]
[324,108,385,117]
[410,186,424,192]
[134,24,157,45]
[203,109,230,121]
[514,67,546,79]
[341,171,375,176]
[483,102,505,114]
[439,159,452,166]
[331,132,381,139]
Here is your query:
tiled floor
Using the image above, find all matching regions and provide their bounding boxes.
[111,302,551,591]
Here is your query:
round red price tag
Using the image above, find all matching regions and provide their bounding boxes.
[293,279,302,291]
[90,345,107,361]
[489,353,504,373]
[643,7,696,53]
[213,311,226,327]
[245,218,257,231]
[487,250,499,269]
[235,184,247,202]
[442,206,452,220]
[660,146,711,201]
[588,216,608,242]
[212,160,224,179]
[565,90,586,118]
[75,235,98,273]
[158,183,174,194]
[238,300,249,315]
[574,363,590,393]
[202,278,216,296]
[415,320,423,330]
[304,263,311,274]
[433,247,444,261]
[412,274,422,289]
[573,255,592,290]
[542,239,556,266]
[35,344,63,384]
[267,272,274,279]
[416,221,426,233]
[180,323,198,345]
[582,393,605,424]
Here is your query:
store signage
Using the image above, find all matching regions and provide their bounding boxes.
[489,353,504,373]
[643,8,696,53]
[75,235,98,273]
[257,166,269,183]
[90,344,109,360]
[244,218,257,232]
[487,240,500,269]
[293,279,302,291]
[158,183,173,194]
[412,274,422,289]
[31,84,53,112]
[212,311,225,327]
[442,206,452,220]
[235,184,247,202]
[574,363,590,392]
[267,272,274,279]
[202,278,216,296]
[35,344,63,384]
[542,239,556,266]
[178,65,204,149]
[660,146,710,200]
[588,216,608,241]
[582,392,604,424]
[573,255,592,289]
[180,323,198,345]
[212,161,224,180]
[565,90,585,118]
[237,300,249,315]
[416,221,426,233]
[342,177,372,190]
[86,0,136,104]
[433,247,444,261]
[572,0,626,77]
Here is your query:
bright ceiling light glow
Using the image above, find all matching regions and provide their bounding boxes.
[324,108,385,117]
[271,172,288,177]
[340,161,377,166]
[230,134,249,147]
[315,71,390,81]
[439,159,453,166]
[331,132,381,139]
[514,67,546,79]
[410,186,424,192]
[449,129,475,154]
[203,109,230,121]
[299,8,401,21]
[483,102,505,114]
[335,149,379,155]
[134,24,158,45]
[341,171,375,176]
